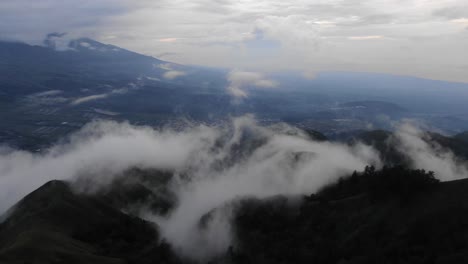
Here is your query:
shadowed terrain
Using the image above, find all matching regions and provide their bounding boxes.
[2,165,468,263]
[0,179,180,264]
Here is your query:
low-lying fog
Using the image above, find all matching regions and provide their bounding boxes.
[0,115,466,259]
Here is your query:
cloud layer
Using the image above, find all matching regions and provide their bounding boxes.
[227,70,278,98]
[394,122,468,181]
[1,0,468,82]
[0,116,467,260]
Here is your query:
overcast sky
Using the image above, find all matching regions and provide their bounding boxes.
[1,0,468,82]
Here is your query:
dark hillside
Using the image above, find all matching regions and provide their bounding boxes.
[0,180,180,264]
[454,132,468,143]
[230,167,468,264]
[2,167,468,264]
[351,130,468,165]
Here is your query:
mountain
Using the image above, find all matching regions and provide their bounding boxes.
[340,100,406,114]
[231,166,468,264]
[349,130,405,165]
[455,132,468,144]
[0,38,226,100]
[0,38,232,150]
[0,179,180,264]
[2,166,468,263]
[349,129,468,165]
[3,36,468,151]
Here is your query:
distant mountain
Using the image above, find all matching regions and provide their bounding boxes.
[340,100,407,113]
[3,36,468,151]
[0,37,233,149]
[0,38,225,100]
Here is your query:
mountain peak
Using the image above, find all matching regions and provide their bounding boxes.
[68,37,123,52]
[39,32,130,54]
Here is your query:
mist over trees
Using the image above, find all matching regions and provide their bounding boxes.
[1,116,468,263]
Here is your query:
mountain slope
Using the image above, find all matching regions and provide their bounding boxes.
[230,167,468,264]
[455,132,468,144]
[0,38,231,150]
[0,38,227,101]
[349,129,468,165]
[2,166,468,263]
[0,180,180,264]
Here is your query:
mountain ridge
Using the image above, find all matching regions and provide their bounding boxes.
[2,165,468,263]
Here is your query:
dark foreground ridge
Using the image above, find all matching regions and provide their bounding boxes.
[1,167,468,263]
[0,179,180,264]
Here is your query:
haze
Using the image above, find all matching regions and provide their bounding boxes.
[1,0,468,82]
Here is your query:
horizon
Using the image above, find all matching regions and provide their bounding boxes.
[4,34,468,86]
[1,0,468,83]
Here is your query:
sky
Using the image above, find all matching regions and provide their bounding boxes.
[1,0,468,82]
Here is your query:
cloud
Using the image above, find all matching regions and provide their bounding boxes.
[93,108,119,116]
[157,63,187,80]
[146,76,161,81]
[348,35,384,40]
[394,122,468,181]
[0,120,214,216]
[2,0,468,82]
[33,90,63,97]
[71,94,109,105]
[70,81,145,106]
[43,32,68,49]
[163,71,187,80]
[0,1,127,44]
[226,70,278,98]
[451,18,468,26]
[159,38,178,43]
[433,5,468,20]
[22,90,69,106]
[242,28,281,58]
[1,116,468,260]
[0,116,380,259]
[157,63,173,71]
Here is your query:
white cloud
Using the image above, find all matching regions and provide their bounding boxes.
[157,63,187,80]
[163,70,187,80]
[451,18,468,26]
[2,0,468,82]
[22,90,69,106]
[0,116,380,259]
[70,81,145,106]
[159,38,178,43]
[33,90,63,97]
[71,94,109,105]
[226,70,278,98]
[395,122,468,181]
[348,35,384,40]
[0,116,467,260]
[157,63,174,71]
